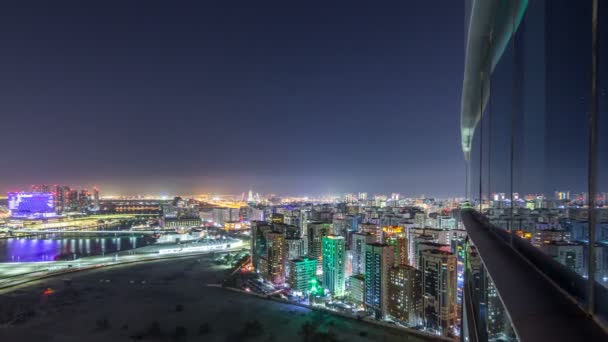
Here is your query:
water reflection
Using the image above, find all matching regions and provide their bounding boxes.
[0,234,150,262]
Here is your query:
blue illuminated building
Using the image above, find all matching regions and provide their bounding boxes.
[8,192,56,218]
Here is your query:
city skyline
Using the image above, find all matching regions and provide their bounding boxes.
[1,1,606,341]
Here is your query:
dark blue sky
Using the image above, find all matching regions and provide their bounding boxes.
[1,1,465,196]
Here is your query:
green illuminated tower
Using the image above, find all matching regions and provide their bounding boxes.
[322,235,346,297]
[288,257,317,293]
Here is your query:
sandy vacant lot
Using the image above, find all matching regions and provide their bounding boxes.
[0,256,430,342]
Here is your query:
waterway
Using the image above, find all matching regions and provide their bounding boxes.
[0,234,154,262]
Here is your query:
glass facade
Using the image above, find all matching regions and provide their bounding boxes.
[462,0,607,338]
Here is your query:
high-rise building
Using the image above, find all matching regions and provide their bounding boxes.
[416,242,450,269]
[593,244,608,284]
[388,265,422,326]
[349,274,365,306]
[386,237,409,266]
[414,213,426,228]
[288,258,317,293]
[420,249,457,336]
[274,223,300,239]
[247,207,264,221]
[92,187,100,211]
[411,234,436,268]
[285,237,306,261]
[251,221,272,273]
[212,207,241,226]
[554,191,571,201]
[364,243,395,318]
[359,222,382,242]
[532,228,571,247]
[271,213,284,224]
[332,217,349,237]
[78,189,91,211]
[67,189,78,211]
[307,222,331,272]
[541,241,584,276]
[264,231,286,285]
[53,185,70,213]
[437,216,457,230]
[322,235,346,297]
[31,184,51,193]
[299,209,311,238]
[351,232,376,275]
[391,193,400,203]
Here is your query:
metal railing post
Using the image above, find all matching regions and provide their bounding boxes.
[587,0,599,316]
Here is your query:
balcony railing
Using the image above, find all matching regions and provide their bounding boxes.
[462,209,607,342]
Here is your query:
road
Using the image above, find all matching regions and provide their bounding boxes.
[0,244,249,292]
[6,228,170,235]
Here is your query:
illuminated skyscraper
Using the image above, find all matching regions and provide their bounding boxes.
[307,222,331,272]
[78,189,91,211]
[412,234,436,268]
[391,193,400,202]
[265,231,286,285]
[414,213,426,227]
[322,235,346,297]
[421,249,457,336]
[416,242,450,269]
[554,191,571,201]
[386,237,409,266]
[359,222,382,242]
[364,243,395,318]
[247,207,265,222]
[532,228,571,247]
[437,216,457,230]
[54,185,70,213]
[271,213,284,224]
[31,184,51,193]
[288,258,317,293]
[541,241,584,276]
[358,192,367,201]
[351,232,375,275]
[92,187,100,211]
[251,221,272,273]
[388,265,422,326]
[349,274,365,306]
[67,189,78,211]
[285,237,306,260]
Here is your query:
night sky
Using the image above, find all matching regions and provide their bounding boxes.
[1,1,465,197]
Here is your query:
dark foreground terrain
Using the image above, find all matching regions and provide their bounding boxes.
[0,255,430,342]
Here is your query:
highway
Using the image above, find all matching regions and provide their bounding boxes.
[5,228,171,235]
[0,243,250,293]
